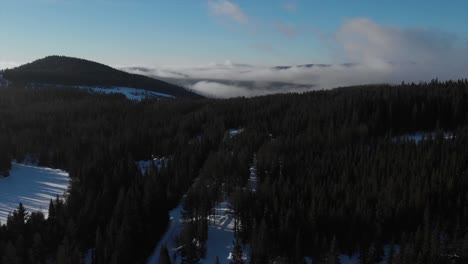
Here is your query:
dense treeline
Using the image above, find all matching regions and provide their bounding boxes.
[3,56,201,98]
[0,79,467,263]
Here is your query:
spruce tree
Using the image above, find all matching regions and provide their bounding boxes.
[159,244,172,264]
[230,240,244,264]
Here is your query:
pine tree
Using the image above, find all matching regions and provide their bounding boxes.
[2,241,18,264]
[230,240,244,264]
[326,237,339,264]
[29,233,46,263]
[159,244,172,264]
[0,148,11,177]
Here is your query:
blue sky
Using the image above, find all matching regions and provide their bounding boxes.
[1,0,467,67]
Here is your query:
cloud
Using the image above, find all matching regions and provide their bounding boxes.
[335,18,461,65]
[124,18,468,98]
[209,0,248,24]
[276,22,298,37]
[333,18,468,79]
[192,81,253,98]
[191,81,313,98]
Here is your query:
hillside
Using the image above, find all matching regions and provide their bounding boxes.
[1,80,468,263]
[3,56,202,98]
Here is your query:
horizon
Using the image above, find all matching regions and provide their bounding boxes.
[1,0,468,97]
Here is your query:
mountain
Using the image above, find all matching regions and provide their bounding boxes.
[3,56,202,98]
[272,63,358,70]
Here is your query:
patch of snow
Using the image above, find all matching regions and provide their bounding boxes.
[227,129,244,138]
[78,86,175,101]
[248,155,257,192]
[28,83,174,101]
[136,157,169,175]
[379,244,400,264]
[85,249,93,264]
[0,162,69,224]
[339,253,360,264]
[227,252,248,261]
[147,204,184,264]
[204,201,247,263]
[393,131,454,144]
[305,244,400,264]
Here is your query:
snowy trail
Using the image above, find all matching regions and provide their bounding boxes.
[146,204,184,264]
[204,201,243,263]
[0,162,69,224]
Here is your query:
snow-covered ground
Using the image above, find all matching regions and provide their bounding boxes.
[78,86,175,101]
[146,200,247,264]
[248,156,257,192]
[306,244,400,264]
[147,204,184,264]
[205,201,247,263]
[227,129,244,138]
[136,157,169,175]
[393,131,454,144]
[29,83,174,101]
[0,162,69,224]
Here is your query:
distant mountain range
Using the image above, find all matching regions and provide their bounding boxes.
[2,56,202,98]
[272,63,356,70]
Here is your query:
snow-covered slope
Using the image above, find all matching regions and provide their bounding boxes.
[78,86,175,100]
[0,162,69,224]
[29,83,175,101]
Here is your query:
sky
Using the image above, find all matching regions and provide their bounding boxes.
[0,0,467,66]
[1,0,468,97]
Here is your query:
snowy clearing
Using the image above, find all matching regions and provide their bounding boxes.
[29,83,175,101]
[393,131,454,144]
[227,129,244,138]
[146,201,247,264]
[205,201,247,263]
[136,157,169,175]
[0,162,69,224]
[78,86,175,101]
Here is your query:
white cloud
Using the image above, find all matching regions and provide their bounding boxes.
[335,18,461,66]
[124,18,468,98]
[209,0,248,24]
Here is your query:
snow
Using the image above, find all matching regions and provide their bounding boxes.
[147,204,184,264]
[0,162,69,224]
[248,156,257,192]
[85,249,93,264]
[78,86,175,101]
[393,131,454,144]
[29,83,175,101]
[136,157,169,175]
[204,201,244,263]
[227,129,244,138]
[305,244,400,264]
[146,200,248,264]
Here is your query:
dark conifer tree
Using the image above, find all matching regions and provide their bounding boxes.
[159,244,172,264]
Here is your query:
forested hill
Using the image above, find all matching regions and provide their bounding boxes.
[1,80,468,263]
[2,56,202,98]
